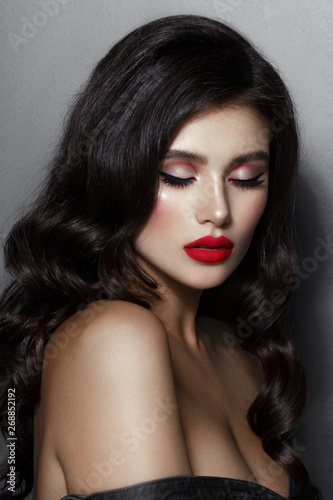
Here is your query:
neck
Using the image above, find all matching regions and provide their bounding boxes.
[150,279,203,349]
[134,256,206,349]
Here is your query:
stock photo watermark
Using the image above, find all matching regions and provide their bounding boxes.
[74,397,178,493]
[236,234,333,341]
[212,0,247,22]
[8,0,71,54]
[6,388,16,493]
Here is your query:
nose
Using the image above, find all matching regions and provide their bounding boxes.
[195,180,231,227]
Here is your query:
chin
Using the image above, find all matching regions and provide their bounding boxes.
[186,272,233,291]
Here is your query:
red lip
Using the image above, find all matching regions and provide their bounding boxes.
[184,236,234,263]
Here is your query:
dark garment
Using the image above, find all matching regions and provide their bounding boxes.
[60,474,324,500]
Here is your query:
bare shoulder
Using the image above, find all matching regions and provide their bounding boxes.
[38,301,191,494]
[42,299,175,417]
[43,300,169,370]
[57,299,166,340]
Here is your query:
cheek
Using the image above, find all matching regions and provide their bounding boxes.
[236,193,268,236]
[147,190,180,231]
[136,192,177,246]
[153,192,174,225]
[246,196,268,228]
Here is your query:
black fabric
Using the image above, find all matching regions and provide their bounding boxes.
[60,475,324,500]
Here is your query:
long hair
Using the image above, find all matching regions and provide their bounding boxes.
[0,15,308,499]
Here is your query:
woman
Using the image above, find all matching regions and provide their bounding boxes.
[0,14,323,500]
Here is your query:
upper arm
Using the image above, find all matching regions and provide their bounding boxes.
[45,301,191,494]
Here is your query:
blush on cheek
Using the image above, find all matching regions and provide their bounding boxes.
[148,192,176,228]
[245,196,268,229]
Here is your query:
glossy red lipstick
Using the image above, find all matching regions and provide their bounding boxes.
[184,235,234,263]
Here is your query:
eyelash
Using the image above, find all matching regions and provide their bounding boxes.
[229,173,265,190]
[159,171,265,189]
[159,171,195,188]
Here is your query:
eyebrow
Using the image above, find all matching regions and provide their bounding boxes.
[163,149,270,167]
[164,149,208,165]
[230,151,270,168]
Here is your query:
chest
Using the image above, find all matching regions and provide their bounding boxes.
[170,341,289,497]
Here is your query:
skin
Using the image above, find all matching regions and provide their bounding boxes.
[34,105,289,499]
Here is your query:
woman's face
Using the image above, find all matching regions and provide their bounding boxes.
[135,105,270,292]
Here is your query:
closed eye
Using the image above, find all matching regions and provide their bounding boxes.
[159,171,196,188]
[228,172,266,189]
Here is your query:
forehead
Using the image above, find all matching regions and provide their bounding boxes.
[168,105,270,160]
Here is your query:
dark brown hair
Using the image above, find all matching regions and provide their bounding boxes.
[0,15,308,499]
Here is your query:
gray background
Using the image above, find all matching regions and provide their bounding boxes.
[0,1,332,499]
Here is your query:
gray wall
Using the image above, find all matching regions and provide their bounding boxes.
[1,1,332,498]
